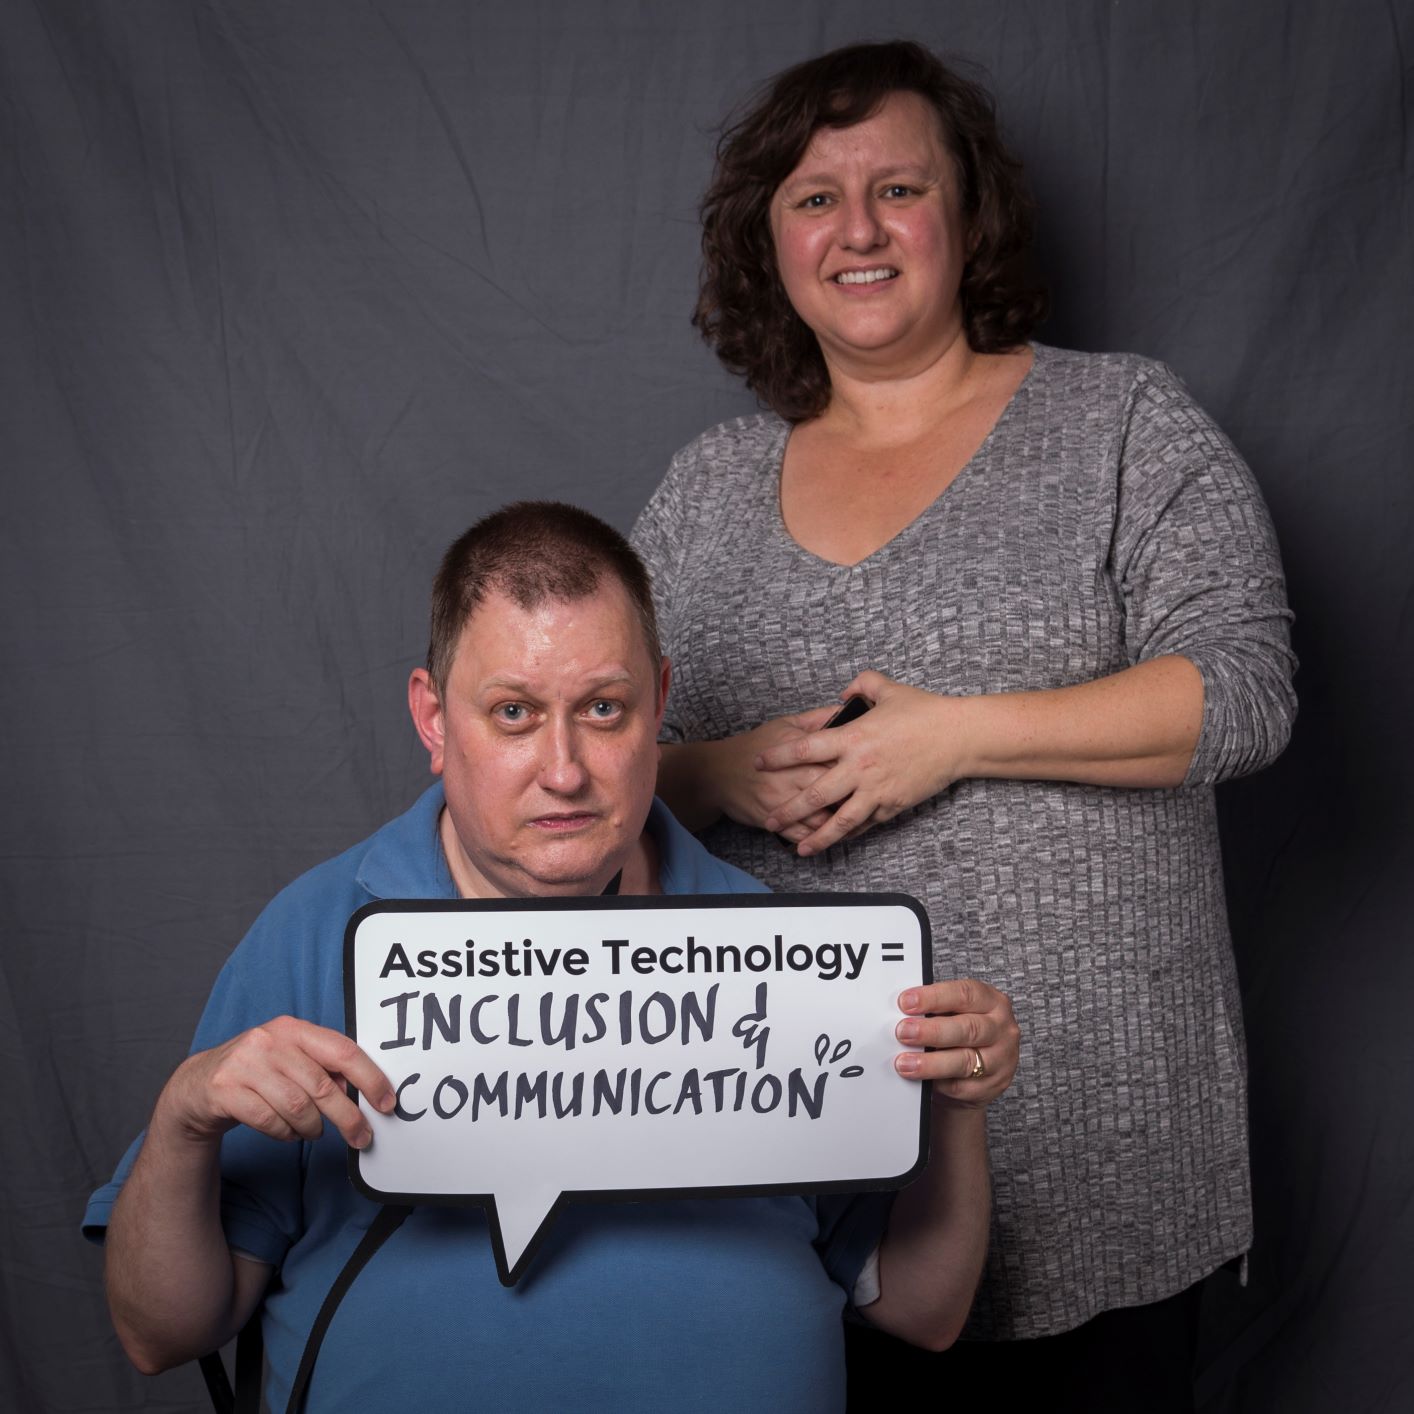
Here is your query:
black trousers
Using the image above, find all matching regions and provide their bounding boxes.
[845,1282,1203,1414]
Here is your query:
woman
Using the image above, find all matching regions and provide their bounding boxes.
[632,40,1295,1409]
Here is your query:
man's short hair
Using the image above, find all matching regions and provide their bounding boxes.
[426,501,663,697]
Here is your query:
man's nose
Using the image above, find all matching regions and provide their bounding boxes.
[537,718,588,795]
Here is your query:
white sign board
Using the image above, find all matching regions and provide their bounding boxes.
[345,893,931,1285]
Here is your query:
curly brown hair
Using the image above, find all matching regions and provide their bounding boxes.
[695,41,1047,423]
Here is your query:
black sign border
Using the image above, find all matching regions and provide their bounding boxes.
[343,890,933,1287]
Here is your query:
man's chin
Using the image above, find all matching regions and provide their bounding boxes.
[498,837,628,898]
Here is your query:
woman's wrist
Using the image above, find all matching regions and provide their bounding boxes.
[922,689,990,792]
[954,691,1009,784]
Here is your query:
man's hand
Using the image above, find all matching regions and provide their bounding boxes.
[865,979,1019,1350]
[106,1019,396,1373]
[159,1016,397,1150]
[891,978,1020,1109]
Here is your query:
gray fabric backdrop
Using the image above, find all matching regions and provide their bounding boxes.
[2,2,1410,1410]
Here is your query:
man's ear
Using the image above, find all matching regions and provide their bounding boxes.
[408,668,446,776]
[655,657,672,733]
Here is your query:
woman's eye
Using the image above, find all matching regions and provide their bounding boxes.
[882,184,914,199]
[800,192,832,209]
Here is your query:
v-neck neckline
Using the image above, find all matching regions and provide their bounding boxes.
[768,343,1044,572]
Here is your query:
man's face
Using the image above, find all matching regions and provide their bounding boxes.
[409,579,668,898]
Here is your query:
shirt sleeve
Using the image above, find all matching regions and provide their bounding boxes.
[80,918,308,1266]
[1110,362,1298,785]
[810,1190,895,1304]
[851,1244,881,1308]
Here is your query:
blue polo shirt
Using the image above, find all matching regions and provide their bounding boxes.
[85,785,888,1413]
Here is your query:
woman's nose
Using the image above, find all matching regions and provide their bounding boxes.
[838,195,886,250]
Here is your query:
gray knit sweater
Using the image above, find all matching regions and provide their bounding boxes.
[631,344,1296,1338]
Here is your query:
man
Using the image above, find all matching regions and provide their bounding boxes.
[85,502,1018,1412]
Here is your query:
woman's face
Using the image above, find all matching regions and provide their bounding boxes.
[769,91,969,378]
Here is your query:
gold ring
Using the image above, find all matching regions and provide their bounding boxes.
[967,1049,986,1079]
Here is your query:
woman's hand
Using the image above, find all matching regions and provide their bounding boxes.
[892,978,1020,1110]
[756,658,1205,854]
[757,670,966,855]
[660,706,843,838]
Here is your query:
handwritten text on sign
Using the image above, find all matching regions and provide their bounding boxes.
[344,894,931,1284]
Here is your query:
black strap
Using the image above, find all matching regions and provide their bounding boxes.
[282,1204,413,1414]
[197,1305,263,1414]
[198,1351,234,1414]
[212,873,616,1413]
[234,1315,265,1414]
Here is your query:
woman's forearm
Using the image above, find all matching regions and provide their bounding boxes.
[955,654,1204,790]
[754,657,1206,854]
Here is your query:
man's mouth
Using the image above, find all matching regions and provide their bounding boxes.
[833,267,899,285]
[529,812,598,832]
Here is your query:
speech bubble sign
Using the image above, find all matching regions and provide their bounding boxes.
[344,892,931,1285]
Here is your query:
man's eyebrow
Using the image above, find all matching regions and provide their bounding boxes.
[477,670,638,696]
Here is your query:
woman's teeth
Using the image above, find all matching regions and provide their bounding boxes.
[835,268,898,284]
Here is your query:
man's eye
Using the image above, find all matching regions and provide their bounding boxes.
[587,700,621,720]
[495,703,529,723]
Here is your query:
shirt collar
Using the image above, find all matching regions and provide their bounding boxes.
[354,781,458,901]
[355,782,746,902]
[649,796,761,895]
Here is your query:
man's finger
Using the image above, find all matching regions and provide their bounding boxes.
[897,979,1002,1018]
[257,1072,336,1143]
[892,1047,992,1082]
[283,1019,397,1114]
[894,1013,994,1051]
[226,1085,301,1143]
[274,1048,377,1149]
